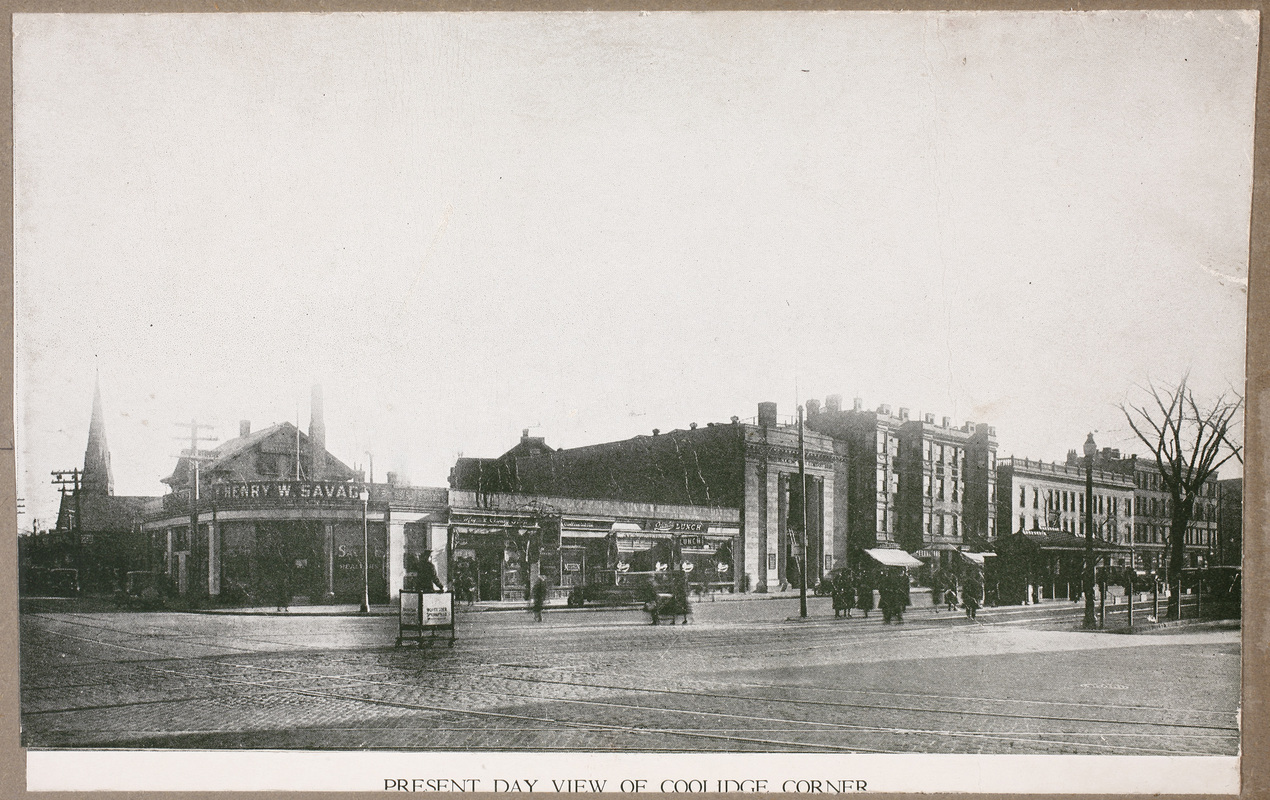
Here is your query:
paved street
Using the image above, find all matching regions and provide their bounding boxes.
[20,597,1239,755]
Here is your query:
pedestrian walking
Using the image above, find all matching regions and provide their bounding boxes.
[530,577,548,622]
[963,575,981,620]
[670,570,691,624]
[856,576,874,618]
[944,587,958,612]
[831,571,851,619]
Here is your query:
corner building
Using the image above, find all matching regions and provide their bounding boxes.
[143,388,448,603]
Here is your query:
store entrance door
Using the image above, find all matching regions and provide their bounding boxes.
[477,549,502,601]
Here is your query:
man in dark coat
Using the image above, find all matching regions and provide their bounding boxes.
[531,577,548,622]
[418,552,445,594]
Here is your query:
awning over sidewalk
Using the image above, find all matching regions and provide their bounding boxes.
[864,548,925,568]
[960,551,996,566]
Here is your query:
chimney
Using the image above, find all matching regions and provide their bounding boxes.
[924,413,935,424]
[826,394,843,412]
[899,407,909,422]
[689,422,698,430]
[877,404,891,416]
[963,420,974,432]
[941,416,951,428]
[1067,449,1079,465]
[239,420,251,438]
[806,399,821,418]
[757,402,778,428]
[387,471,399,487]
[653,428,660,436]
[309,384,327,479]
[852,396,863,412]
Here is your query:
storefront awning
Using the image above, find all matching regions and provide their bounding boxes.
[960,551,996,566]
[864,548,925,568]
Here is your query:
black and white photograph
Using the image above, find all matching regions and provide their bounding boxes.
[11,9,1257,794]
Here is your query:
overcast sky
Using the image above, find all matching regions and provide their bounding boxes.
[14,11,1256,526]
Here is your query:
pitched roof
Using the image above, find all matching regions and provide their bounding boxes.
[164,421,356,485]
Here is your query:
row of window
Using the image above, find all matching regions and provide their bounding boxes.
[1134,470,1218,498]
[1017,485,1128,517]
[1132,524,1216,546]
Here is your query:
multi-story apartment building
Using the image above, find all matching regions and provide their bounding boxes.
[1065,448,1219,574]
[805,396,997,572]
[993,455,1135,604]
[997,456,1135,548]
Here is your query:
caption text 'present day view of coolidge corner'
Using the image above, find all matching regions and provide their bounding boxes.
[21,379,1242,619]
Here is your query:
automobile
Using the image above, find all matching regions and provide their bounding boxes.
[49,568,79,597]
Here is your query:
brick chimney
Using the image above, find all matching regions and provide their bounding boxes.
[826,394,843,413]
[757,402,778,428]
[309,384,326,479]
[239,420,251,438]
[806,398,821,419]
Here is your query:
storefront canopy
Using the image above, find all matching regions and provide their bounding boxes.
[864,548,925,568]
[960,551,996,566]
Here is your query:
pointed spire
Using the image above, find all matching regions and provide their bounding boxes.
[82,374,114,496]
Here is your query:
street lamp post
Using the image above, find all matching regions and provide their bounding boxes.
[798,405,808,619]
[1083,433,1097,629]
[359,487,370,613]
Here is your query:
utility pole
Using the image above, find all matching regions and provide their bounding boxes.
[175,420,218,597]
[51,469,82,583]
[1082,434,1097,630]
[798,405,808,619]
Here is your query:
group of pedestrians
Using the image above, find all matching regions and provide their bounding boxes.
[830,568,985,624]
[830,570,876,619]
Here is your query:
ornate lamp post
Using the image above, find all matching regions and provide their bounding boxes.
[359,487,370,613]
[1083,433,1097,629]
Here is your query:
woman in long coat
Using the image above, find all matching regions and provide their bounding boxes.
[855,572,874,617]
[831,571,851,618]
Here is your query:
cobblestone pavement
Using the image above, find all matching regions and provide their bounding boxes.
[20,601,1240,754]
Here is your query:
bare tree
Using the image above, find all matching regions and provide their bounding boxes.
[1122,375,1242,616]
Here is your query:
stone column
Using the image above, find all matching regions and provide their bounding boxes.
[388,516,406,603]
[744,459,766,592]
[766,470,781,591]
[324,522,335,598]
[207,521,220,596]
[821,474,836,573]
[429,524,450,588]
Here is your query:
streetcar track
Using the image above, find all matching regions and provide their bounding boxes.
[21,612,1239,755]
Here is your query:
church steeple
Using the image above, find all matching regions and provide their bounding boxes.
[82,375,114,496]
